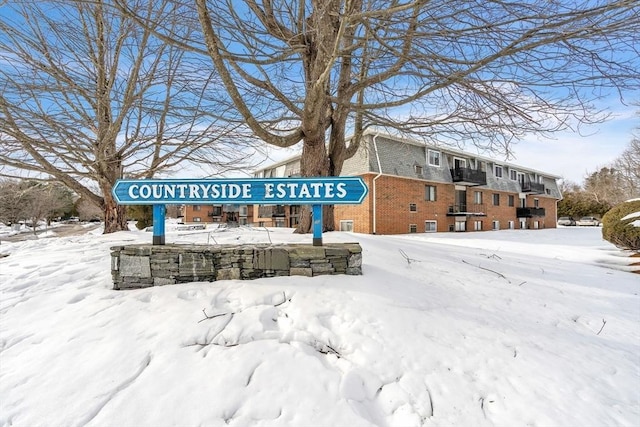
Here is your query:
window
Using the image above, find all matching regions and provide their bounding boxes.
[474,191,483,204]
[533,221,540,229]
[425,221,437,232]
[454,158,467,169]
[508,195,515,207]
[493,193,500,206]
[193,205,201,211]
[193,217,201,222]
[409,203,417,212]
[414,165,423,175]
[340,220,354,232]
[510,169,518,180]
[508,221,515,229]
[428,150,441,166]
[239,206,248,216]
[425,185,437,201]
[495,165,503,178]
[474,221,483,231]
[534,198,539,208]
[520,220,527,229]
[538,176,544,184]
[455,220,466,231]
[546,189,551,195]
[409,224,417,233]
[492,220,500,230]
[212,206,222,216]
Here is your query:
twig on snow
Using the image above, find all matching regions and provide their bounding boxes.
[263,227,272,244]
[462,259,510,283]
[198,308,231,323]
[399,249,421,265]
[199,292,290,323]
[596,319,607,335]
[274,291,290,307]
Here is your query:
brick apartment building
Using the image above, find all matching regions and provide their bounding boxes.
[252,131,561,234]
[182,203,253,226]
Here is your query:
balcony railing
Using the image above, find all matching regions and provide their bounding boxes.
[516,207,546,217]
[258,205,286,218]
[520,181,545,194]
[450,167,487,186]
[447,203,487,216]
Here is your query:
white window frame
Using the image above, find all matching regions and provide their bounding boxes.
[454,157,467,169]
[425,220,437,233]
[425,185,437,201]
[409,224,417,233]
[520,219,527,229]
[495,165,503,178]
[510,169,518,180]
[409,203,417,212]
[455,220,466,232]
[492,220,500,230]
[508,220,515,229]
[414,165,423,175]
[474,191,482,204]
[474,220,482,231]
[340,220,354,232]
[193,217,201,222]
[533,221,540,229]
[428,150,441,167]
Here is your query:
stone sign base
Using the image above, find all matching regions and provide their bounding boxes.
[110,243,363,290]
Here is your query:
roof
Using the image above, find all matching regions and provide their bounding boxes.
[254,129,562,180]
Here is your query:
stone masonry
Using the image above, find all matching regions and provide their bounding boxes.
[110,243,363,290]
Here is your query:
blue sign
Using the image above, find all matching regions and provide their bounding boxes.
[112,177,368,205]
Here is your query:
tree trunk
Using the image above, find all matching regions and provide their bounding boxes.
[295,135,329,233]
[102,188,128,233]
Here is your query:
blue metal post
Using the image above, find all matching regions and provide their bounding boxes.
[312,204,323,246]
[153,204,166,245]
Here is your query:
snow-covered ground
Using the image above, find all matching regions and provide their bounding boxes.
[1,226,638,427]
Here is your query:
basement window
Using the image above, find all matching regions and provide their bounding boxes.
[409,203,417,212]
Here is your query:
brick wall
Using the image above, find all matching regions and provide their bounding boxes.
[334,173,558,234]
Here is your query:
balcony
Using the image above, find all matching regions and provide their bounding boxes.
[516,207,546,217]
[447,203,487,216]
[520,181,545,194]
[450,167,487,186]
[258,205,286,218]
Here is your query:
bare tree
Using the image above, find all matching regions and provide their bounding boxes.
[76,197,104,221]
[0,0,258,233]
[584,166,630,206]
[123,0,638,232]
[614,135,640,198]
[21,182,75,233]
[0,179,74,231]
[0,179,30,226]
